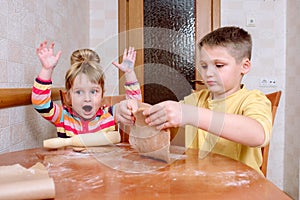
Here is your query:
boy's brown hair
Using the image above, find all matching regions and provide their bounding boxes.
[199,26,252,63]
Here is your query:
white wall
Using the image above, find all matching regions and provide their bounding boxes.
[89,0,119,96]
[221,0,286,190]
[0,0,90,153]
[285,0,300,199]
[222,1,300,199]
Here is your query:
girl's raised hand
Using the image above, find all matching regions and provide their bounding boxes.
[36,41,62,70]
[112,47,136,73]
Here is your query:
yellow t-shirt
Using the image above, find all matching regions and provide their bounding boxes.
[183,85,272,175]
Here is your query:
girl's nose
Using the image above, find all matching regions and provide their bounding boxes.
[84,93,91,101]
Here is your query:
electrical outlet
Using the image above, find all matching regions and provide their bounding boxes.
[268,79,277,87]
[259,78,277,88]
[259,78,268,87]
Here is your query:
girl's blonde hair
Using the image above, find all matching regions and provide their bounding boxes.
[65,49,105,95]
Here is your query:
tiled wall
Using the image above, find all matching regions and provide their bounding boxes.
[0,0,89,153]
[89,0,119,96]
[222,0,299,199]
[286,0,300,199]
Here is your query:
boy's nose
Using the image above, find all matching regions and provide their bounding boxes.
[205,66,215,76]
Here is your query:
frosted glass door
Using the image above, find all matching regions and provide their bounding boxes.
[143,0,195,104]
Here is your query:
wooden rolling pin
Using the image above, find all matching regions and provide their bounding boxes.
[43,131,121,149]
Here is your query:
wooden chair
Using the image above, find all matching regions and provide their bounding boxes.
[261,90,282,177]
[59,90,128,142]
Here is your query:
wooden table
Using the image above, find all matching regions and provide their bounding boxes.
[0,144,291,200]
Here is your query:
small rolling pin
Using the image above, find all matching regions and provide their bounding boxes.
[43,131,121,149]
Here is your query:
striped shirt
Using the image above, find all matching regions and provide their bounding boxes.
[32,77,142,138]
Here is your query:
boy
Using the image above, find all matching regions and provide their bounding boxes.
[142,26,272,175]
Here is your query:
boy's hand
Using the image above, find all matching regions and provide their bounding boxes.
[36,41,62,70]
[143,101,200,130]
[112,47,136,73]
[143,101,185,130]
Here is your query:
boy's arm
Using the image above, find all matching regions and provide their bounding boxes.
[192,107,267,147]
[143,99,271,147]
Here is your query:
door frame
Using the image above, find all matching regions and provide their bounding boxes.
[118,0,220,94]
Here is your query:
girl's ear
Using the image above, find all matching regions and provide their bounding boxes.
[241,58,251,75]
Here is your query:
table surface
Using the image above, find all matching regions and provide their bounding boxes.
[0,144,292,200]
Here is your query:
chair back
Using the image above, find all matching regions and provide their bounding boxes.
[261,90,282,176]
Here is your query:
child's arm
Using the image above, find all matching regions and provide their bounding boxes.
[112,47,142,101]
[112,47,137,83]
[143,100,268,147]
[36,41,62,80]
[114,99,139,125]
[32,41,63,124]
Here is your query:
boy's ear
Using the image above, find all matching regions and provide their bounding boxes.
[241,58,251,75]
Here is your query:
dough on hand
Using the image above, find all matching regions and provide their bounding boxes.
[130,104,170,163]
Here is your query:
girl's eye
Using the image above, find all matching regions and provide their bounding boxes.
[75,90,82,95]
[216,64,224,68]
[200,65,207,69]
[91,89,99,95]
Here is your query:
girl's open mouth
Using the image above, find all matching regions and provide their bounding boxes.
[82,105,93,112]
